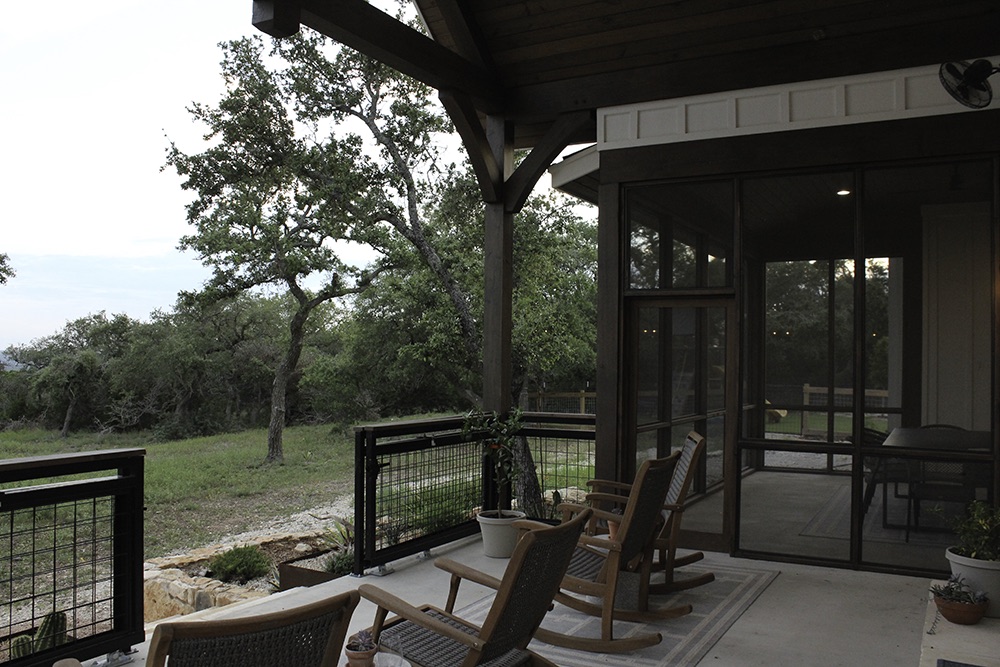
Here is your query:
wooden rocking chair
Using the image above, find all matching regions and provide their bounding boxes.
[583,432,714,595]
[359,509,591,667]
[649,432,715,593]
[528,452,691,653]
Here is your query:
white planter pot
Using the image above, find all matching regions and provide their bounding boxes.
[946,547,1000,618]
[476,510,526,558]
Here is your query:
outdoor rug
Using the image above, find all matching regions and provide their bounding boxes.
[457,561,778,666]
[800,485,954,547]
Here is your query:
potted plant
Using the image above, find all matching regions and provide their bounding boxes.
[945,500,1000,618]
[930,574,990,625]
[345,629,378,667]
[463,408,526,557]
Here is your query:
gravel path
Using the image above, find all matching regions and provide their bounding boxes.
[213,494,356,546]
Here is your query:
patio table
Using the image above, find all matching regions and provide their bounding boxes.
[881,428,990,452]
[880,428,992,540]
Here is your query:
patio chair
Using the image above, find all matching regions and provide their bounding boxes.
[851,427,913,526]
[907,424,980,540]
[359,508,591,667]
[583,433,714,596]
[144,589,360,667]
[528,452,690,653]
[649,432,716,593]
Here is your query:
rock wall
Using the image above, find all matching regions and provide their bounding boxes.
[143,531,328,622]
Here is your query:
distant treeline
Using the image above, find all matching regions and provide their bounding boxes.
[1,234,597,439]
[0,291,586,440]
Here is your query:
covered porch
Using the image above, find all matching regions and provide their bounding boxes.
[6,0,1000,664]
[246,0,1000,575]
[0,436,995,666]
[135,536,985,666]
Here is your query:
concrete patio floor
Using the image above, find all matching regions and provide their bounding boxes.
[124,534,999,666]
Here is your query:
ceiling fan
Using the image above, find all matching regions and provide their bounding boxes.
[939,59,999,109]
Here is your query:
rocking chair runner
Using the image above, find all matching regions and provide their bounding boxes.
[359,509,591,667]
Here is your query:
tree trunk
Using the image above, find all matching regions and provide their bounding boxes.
[265,369,288,464]
[265,303,310,464]
[514,434,545,518]
[60,391,77,439]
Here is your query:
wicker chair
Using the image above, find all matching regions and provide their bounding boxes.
[648,432,715,594]
[359,509,591,667]
[144,589,360,667]
[527,452,689,653]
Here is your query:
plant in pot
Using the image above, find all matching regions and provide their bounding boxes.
[930,574,989,625]
[345,629,378,667]
[945,500,1000,618]
[463,408,526,557]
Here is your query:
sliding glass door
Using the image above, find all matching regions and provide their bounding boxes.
[738,159,996,572]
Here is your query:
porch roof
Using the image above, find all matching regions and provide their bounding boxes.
[253,1,1000,149]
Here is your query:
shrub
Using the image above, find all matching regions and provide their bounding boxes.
[208,545,271,583]
[324,548,355,576]
[322,518,355,551]
[953,501,1000,561]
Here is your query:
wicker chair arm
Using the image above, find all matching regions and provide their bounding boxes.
[585,506,627,524]
[585,492,629,507]
[511,518,554,532]
[358,584,484,651]
[435,557,502,591]
[577,532,622,551]
[586,478,633,493]
[555,501,588,514]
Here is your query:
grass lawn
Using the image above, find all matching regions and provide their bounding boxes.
[0,425,357,559]
[765,411,889,439]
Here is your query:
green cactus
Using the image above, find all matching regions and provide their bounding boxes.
[9,634,34,658]
[33,611,68,651]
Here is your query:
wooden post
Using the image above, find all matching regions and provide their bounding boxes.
[483,116,514,413]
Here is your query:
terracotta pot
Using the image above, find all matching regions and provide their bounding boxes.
[933,596,990,625]
[344,646,378,667]
[607,520,620,541]
[946,547,1000,618]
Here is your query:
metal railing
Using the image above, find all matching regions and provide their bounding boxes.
[353,413,595,574]
[0,450,145,667]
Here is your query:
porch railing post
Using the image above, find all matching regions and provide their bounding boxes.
[352,428,368,575]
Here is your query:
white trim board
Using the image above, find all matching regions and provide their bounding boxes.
[596,57,1000,151]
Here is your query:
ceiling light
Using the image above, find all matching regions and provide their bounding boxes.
[836,189,851,196]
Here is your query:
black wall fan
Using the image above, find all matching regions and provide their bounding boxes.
[939,59,999,109]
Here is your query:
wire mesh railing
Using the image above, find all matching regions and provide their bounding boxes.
[353,412,595,574]
[0,450,145,667]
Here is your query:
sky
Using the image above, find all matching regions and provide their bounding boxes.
[0,1,286,349]
[0,1,571,353]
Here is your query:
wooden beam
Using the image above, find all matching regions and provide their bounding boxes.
[595,182,622,482]
[252,0,301,38]
[292,0,504,113]
[439,90,501,204]
[504,110,591,214]
[432,0,494,70]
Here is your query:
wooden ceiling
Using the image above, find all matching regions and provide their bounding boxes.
[255,1,1000,148]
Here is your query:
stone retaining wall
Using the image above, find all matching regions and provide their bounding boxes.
[143,531,328,622]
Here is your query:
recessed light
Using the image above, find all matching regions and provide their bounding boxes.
[836,189,851,196]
